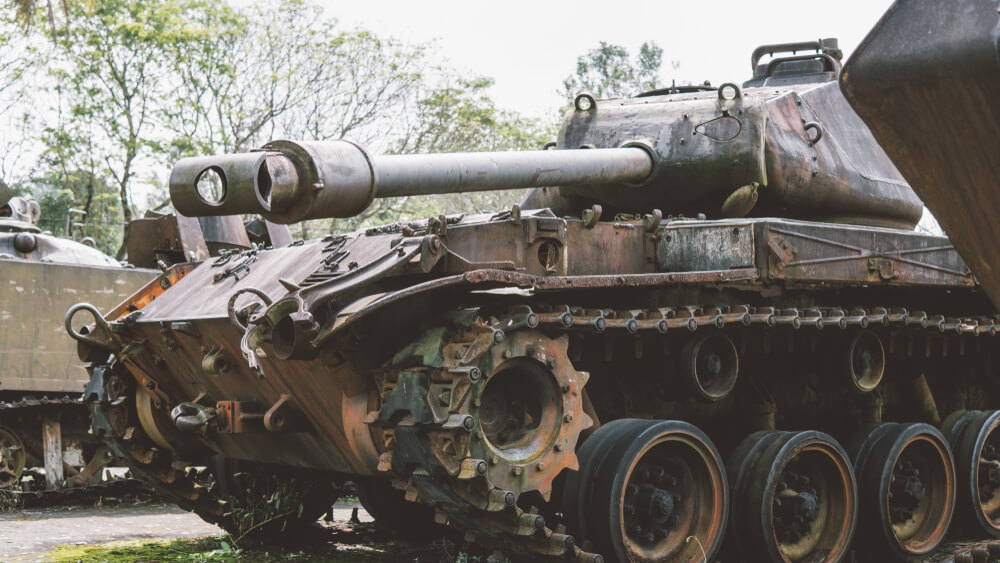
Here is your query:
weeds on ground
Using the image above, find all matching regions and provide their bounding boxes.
[0,488,21,513]
[45,536,380,562]
[226,472,326,542]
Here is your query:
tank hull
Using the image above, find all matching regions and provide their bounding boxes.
[0,259,153,392]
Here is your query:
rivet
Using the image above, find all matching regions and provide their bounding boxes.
[490,456,499,465]
[473,398,482,407]
[563,414,573,423]
[536,462,545,471]
[554,443,564,452]
[502,350,512,359]
[512,466,523,476]
[560,384,571,393]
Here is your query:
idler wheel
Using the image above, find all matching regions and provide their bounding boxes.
[848,422,955,559]
[728,430,857,562]
[842,329,885,393]
[941,410,1000,537]
[680,332,739,402]
[0,426,25,488]
[565,419,728,562]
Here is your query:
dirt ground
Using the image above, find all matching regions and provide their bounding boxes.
[0,502,376,562]
[3,500,999,562]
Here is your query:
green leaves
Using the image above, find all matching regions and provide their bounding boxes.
[561,40,666,101]
[5,0,557,255]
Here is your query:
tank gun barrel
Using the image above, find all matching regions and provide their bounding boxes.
[170,139,653,224]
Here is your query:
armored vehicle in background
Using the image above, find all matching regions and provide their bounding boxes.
[0,184,156,491]
[69,4,1000,560]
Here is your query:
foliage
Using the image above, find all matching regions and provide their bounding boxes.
[41,0,242,258]
[162,0,424,158]
[44,536,379,562]
[11,171,123,254]
[8,0,68,40]
[0,487,21,513]
[303,75,556,237]
[561,40,666,100]
[0,0,554,255]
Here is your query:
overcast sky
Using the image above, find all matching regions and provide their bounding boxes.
[325,0,897,119]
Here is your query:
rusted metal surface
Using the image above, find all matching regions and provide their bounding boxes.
[171,140,654,223]
[171,69,919,231]
[840,0,1000,306]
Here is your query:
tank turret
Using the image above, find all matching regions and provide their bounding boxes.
[170,40,921,230]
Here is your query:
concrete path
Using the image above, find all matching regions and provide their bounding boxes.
[0,502,370,562]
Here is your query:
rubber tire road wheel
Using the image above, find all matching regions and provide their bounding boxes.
[563,419,651,545]
[585,419,728,562]
[727,430,857,562]
[848,422,955,560]
[941,410,1000,537]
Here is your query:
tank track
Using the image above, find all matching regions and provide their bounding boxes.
[0,394,86,411]
[88,302,1000,560]
[371,302,1000,561]
[0,394,116,495]
[12,477,159,508]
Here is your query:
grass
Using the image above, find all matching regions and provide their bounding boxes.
[0,488,21,513]
[45,536,383,562]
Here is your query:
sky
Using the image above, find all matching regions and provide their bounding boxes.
[320,0,897,119]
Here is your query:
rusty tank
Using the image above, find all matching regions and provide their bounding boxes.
[69,13,1000,563]
[0,184,156,492]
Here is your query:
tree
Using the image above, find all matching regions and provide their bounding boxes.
[561,41,667,100]
[8,0,68,41]
[329,76,555,235]
[163,1,425,158]
[45,0,235,258]
[6,0,551,252]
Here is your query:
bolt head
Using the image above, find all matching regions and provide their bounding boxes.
[563,414,573,423]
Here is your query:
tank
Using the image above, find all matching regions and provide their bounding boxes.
[0,186,157,492]
[69,31,1000,563]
